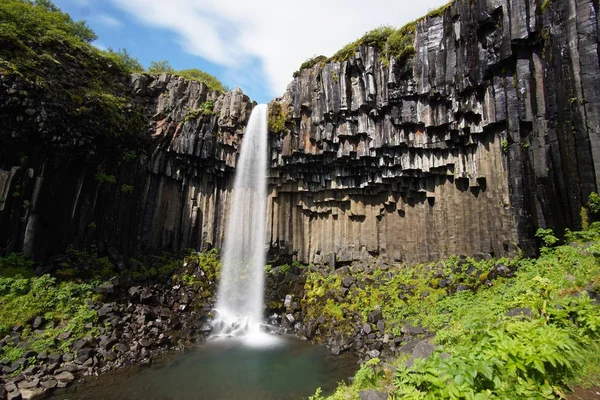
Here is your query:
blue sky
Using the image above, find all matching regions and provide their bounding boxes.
[54,0,449,104]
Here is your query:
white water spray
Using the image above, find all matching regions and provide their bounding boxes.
[213,104,272,343]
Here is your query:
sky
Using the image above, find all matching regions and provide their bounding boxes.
[53,0,449,104]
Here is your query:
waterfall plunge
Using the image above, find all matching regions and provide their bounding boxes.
[214,104,272,344]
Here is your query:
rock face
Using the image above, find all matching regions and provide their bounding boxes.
[0,73,253,260]
[1,0,600,264]
[267,0,600,263]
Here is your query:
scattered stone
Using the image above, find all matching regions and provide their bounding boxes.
[54,371,75,383]
[31,316,44,330]
[17,379,39,390]
[40,379,57,390]
[506,308,533,319]
[359,390,388,400]
[19,387,46,400]
[362,323,372,335]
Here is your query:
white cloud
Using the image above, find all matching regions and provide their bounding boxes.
[109,0,448,99]
[95,13,123,28]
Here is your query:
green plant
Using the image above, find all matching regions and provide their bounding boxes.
[105,47,143,73]
[120,184,134,194]
[535,228,559,247]
[268,102,286,133]
[588,193,600,215]
[541,0,552,11]
[176,69,227,93]
[185,100,215,121]
[148,60,175,74]
[501,138,508,153]
[95,172,116,184]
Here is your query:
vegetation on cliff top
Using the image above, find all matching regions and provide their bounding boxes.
[148,60,227,93]
[295,1,453,75]
[308,223,600,399]
[0,0,226,157]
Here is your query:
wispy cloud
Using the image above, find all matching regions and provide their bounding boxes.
[109,0,448,99]
[95,13,123,28]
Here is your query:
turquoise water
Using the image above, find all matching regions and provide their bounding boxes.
[51,336,357,400]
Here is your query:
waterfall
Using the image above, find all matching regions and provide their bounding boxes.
[213,104,269,340]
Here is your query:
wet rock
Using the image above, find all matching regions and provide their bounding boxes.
[7,390,22,400]
[40,379,57,390]
[54,371,75,383]
[19,387,46,400]
[362,323,372,335]
[17,379,39,390]
[376,320,385,332]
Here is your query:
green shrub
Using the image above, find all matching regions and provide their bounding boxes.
[0,253,35,277]
[105,47,143,73]
[588,193,600,215]
[535,228,559,247]
[268,102,286,133]
[148,60,175,74]
[176,69,227,93]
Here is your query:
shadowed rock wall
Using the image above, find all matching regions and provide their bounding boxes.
[0,73,253,260]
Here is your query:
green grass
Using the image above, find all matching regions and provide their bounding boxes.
[309,226,600,399]
[0,270,97,360]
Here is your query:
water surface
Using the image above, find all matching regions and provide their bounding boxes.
[51,336,357,400]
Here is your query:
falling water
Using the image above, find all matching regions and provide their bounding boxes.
[213,104,270,342]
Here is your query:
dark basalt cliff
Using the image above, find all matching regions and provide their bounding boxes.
[1,0,599,265]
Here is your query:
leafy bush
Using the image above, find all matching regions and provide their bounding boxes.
[177,69,227,93]
[268,102,286,133]
[185,100,216,121]
[148,60,175,74]
[0,252,35,277]
[589,193,600,216]
[106,47,143,73]
[0,273,96,348]
[314,226,600,399]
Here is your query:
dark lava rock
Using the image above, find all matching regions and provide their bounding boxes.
[57,331,72,341]
[367,309,383,323]
[359,390,388,400]
[71,339,89,351]
[506,308,533,319]
[140,289,154,303]
[406,340,437,368]
[3,364,19,374]
[342,276,356,288]
[362,323,372,335]
[401,324,424,336]
[376,320,385,332]
[95,284,114,295]
[31,316,44,330]
[47,354,62,364]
